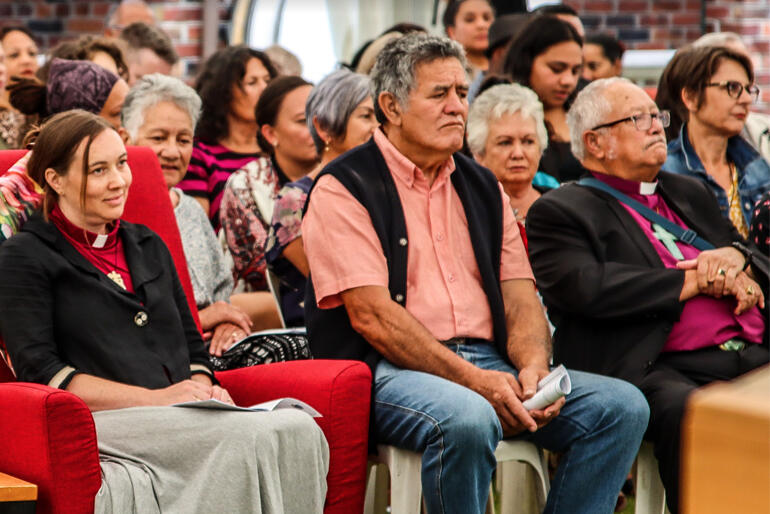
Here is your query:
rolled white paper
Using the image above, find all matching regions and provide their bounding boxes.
[521,365,572,410]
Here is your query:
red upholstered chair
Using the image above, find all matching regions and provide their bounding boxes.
[0,147,371,514]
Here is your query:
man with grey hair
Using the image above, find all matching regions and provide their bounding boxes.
[302,33,648,514]
[527,77,769,513]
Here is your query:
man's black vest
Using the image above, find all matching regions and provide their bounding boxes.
[304,139,509,371]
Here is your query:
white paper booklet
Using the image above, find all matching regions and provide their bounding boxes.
[174,397,322,417]
[521,365,572,410]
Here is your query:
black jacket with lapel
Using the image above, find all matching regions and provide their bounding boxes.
[526,170,768,386]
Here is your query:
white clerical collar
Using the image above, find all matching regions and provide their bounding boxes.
[639,181,658,195]
[92,234,109,248]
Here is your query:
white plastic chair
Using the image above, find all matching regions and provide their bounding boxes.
[490,440,550,514]
[365,445,423,514]
[634,442,669,514]
[364,440,550,514]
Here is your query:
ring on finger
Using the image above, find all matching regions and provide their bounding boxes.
[718,268,727,277]
[747,285,755,295]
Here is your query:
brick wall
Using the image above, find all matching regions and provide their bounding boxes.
[0,0,232,79]
[567,0,770,112]
[1,0,767,109]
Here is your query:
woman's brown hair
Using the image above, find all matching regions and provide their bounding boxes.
[7,76,47,118]
[194,45,278,144]
[26,110,114,217]
[38,35,130,81]
[255,75,311,153]
[656,44,754,140]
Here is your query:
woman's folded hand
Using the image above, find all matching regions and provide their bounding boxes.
[152,379,215,406]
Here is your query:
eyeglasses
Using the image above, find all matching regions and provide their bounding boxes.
[591,110,671,131]
[706,81,760,103]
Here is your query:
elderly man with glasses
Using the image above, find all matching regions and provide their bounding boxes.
[527,77,769,514]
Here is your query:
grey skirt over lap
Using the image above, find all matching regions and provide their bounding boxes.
[93,406,329,514]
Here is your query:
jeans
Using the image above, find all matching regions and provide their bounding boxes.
[373,342,650,514]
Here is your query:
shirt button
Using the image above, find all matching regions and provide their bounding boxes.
[399,238,408,247]
[134,311,148,327]
[394,294,405,303]
[744,202,751,210]
[436,233,444,241]
[448,274,455,282]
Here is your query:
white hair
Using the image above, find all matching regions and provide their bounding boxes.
[567,77,632,161]
[466,83,548,157]
[121,73,201,142]
[265,45,302,76]
[692,32,745,49]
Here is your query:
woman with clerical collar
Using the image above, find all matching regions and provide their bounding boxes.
[0,109,328,513]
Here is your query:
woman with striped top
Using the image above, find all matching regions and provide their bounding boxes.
[179,45,277,228]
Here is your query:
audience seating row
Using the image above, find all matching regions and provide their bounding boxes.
[0,149,672,512]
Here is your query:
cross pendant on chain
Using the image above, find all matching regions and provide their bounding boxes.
[107,270,127,290]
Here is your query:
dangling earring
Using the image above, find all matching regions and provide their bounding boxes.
[324,140,331,153]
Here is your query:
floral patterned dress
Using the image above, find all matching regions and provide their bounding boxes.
[0,152,42,242]
[265,176,313,327]
[219,156,282,291]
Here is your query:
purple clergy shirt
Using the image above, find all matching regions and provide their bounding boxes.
[591,171,765,352]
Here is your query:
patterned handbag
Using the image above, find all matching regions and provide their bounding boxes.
[209,328,312,371]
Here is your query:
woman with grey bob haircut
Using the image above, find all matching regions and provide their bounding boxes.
[468,83,558,223]
[121,73,201,141]
[264,68,378,324]
[370,32,467,123]
[306,68,372,155]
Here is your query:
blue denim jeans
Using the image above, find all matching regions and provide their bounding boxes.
[373,342,649,514]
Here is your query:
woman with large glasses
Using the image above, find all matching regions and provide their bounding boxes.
[659,45,769,235]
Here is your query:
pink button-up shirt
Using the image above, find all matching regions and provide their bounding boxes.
[302,129,534,342]
[591,172,765,352]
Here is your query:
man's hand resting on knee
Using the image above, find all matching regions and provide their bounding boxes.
[468,366,564,437]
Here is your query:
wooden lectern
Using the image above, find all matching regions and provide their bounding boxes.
[682,365,770,514]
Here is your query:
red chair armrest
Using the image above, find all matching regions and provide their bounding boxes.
[217,360,372,514]
[0,383,101,514]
